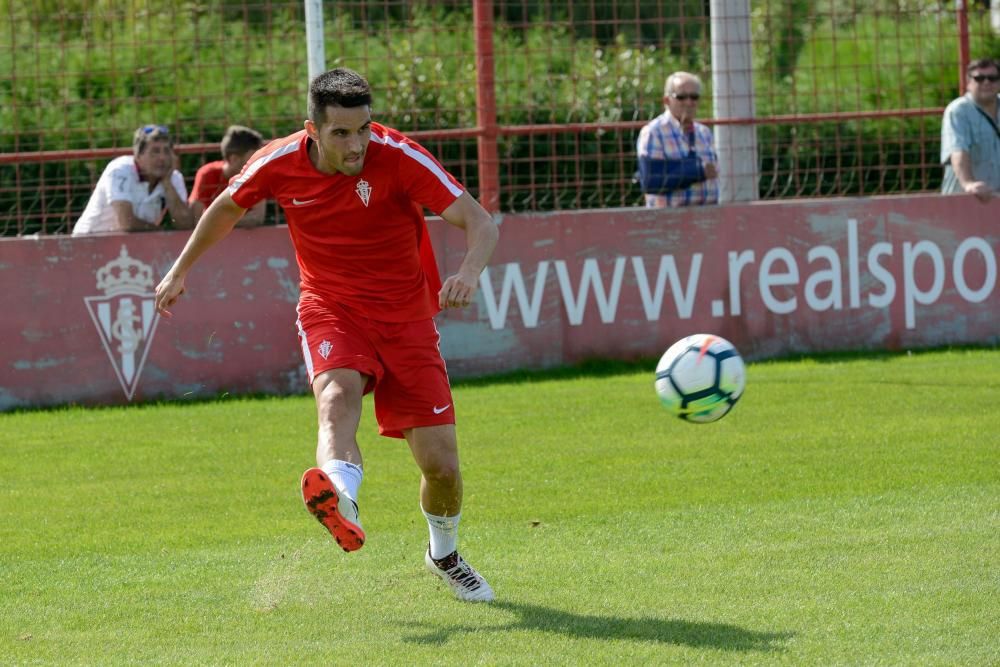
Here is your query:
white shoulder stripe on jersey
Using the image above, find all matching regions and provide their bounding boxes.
[371,132,464,198]
[228,139,301,193]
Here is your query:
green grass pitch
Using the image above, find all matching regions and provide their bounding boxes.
[1,348,997,665]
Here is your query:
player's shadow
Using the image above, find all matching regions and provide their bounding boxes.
[403,600,792,652]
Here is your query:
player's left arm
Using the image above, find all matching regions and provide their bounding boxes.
[437,191,499,309]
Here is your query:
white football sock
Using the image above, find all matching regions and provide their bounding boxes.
[321,460,363,504]
[422,508,461,560]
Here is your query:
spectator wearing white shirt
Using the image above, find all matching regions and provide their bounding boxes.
[72,125,194,235]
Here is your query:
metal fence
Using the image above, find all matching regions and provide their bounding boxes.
[2,0,998,235]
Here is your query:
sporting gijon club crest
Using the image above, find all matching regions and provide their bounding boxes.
[83,245,160,400]
[355,179,372,207]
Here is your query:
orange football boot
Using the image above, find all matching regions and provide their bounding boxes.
[301,467,365,552]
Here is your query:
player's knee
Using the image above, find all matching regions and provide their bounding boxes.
[318,381,357,415]
[422,458,461,487]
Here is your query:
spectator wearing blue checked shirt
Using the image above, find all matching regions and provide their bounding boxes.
[636,72,719,208]
[940,58,1000,203]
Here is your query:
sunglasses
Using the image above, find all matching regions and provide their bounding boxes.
[141,124,170,134]
[670,93,701,101]
[970,74,1000,83]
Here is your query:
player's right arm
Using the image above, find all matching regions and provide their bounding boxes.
[154,191,247,317]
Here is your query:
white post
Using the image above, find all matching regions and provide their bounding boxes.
[304,0,326,84]
[710,0,758,203]
[992,3,1000,33]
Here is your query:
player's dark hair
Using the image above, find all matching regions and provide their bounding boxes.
[966,58,999,76]
[220,125,263,158]
[308,68,373,122]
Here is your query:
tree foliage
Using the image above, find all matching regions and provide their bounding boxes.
[1,0,997,233]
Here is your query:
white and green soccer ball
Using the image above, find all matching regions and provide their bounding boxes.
[654,333,746,423]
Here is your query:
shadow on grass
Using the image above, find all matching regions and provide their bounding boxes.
[403,601,793,652]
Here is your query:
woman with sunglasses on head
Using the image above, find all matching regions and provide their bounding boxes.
[72,124,194,236]
[636,71,720,208]
[941,58,1000,203]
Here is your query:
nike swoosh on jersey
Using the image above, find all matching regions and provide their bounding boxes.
[292,197,318,205]
[432,404,451,414]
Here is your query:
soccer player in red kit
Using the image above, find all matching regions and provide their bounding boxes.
[154,68,499,602]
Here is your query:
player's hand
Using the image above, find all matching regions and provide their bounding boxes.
[438,271,478,309]
[704,162,719,180]
[154,271,186,318]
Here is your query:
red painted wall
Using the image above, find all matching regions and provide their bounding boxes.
[2,194,997,410]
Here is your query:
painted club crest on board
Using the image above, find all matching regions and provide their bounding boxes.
[84,246,160,400]
[355,179,372,207]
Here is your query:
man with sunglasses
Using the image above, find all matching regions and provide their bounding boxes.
[72,125,194,235]
[941,58,1000,203]
[636,71,719,207]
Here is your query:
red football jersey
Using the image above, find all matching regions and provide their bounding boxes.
[188,160,227,208]
[228,124,461,322]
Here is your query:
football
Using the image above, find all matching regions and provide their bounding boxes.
[654,333,746,423]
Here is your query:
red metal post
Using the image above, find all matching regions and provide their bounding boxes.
[473,0,500,212]
[957,0,970,94]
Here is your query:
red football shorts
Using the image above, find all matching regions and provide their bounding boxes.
[295,297,455,439]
